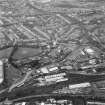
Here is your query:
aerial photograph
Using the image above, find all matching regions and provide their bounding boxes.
[0,0,105,105]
